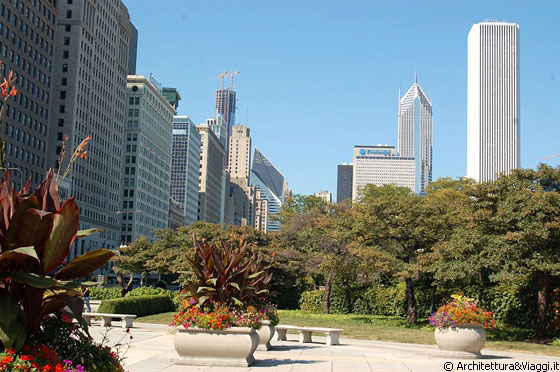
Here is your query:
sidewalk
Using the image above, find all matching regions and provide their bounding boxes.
[89,322,560,372]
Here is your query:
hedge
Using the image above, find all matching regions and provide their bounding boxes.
[90,286,120,300]
[97,295,175,317]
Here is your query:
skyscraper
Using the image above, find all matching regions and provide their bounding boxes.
[121,75,175,243]
[215,89,236,131]
[48,0,134,256]
[251,148,284,232]
[197,124,225,223]
[336,164,353,202]
[467,21,520,182]
[171,116,201,225]
[228,124,251,179]
[352,145,415,201]
[398,76,433,194]
[1,0,57,190]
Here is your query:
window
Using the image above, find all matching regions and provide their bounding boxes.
[59,91,65,99]
[62,50,69,59]
[65,10,71,19]
[58,118,64,127]
[61,64,68,72]
[58,105,65,113]
[61,78,66,86]
[65,24,70,32]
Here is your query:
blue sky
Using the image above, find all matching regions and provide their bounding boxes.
[125,0,560,196]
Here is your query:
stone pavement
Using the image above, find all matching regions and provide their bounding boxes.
[89,321,560,372]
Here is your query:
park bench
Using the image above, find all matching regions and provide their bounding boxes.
[82,312,136,329]
[275,325,343,346]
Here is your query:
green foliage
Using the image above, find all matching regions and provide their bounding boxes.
[90,286,121,300]
[97,295,175,317]
[35,312,125,371]
[0,170,114,350]
[184,238,273,309]
[553,338,560,347]
[125,287,180,310]
[299,290,323,313]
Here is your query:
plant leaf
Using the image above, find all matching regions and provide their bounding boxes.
[76,228,105,238]
[0,295,19,328]
[4,272,75,289]
[54,249,114,280]
[43,198,79,273]
[198,296,208,306]
[0,246,39,272]
[231,297,243,306]
[206,278,217,286]
[14,209,53,254]
[248,271,264,279]
[228,282,241,291]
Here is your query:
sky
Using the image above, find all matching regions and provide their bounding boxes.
[124,0,560,196]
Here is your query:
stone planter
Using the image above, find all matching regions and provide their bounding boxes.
[434,325,486,358]
[256,320,275,351]
[174,327,259,366]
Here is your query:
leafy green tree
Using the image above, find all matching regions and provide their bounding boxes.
[113,236,156,290]
[352,184,447,324]
[430,165,560,338]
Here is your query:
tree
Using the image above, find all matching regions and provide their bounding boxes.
[113,237,156,294]
[352,184,447,324]
[430,165,560,339]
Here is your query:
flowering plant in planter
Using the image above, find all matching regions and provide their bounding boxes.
[172,300,263,330]
[172,237,275,331]
[428,294,495,328]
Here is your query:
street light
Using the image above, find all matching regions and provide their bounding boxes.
[1,167,23,187]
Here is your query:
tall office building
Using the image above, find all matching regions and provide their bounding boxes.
[398,77,433,194]
[467,21,520,182]
[171,116,201,225]
[0,0,57,190]
[215,88,236,132]
[128,22,138,75]
[228,124,251,179]
[197,124,225,223]
[226,124,255,227]
[48,0,134,256]
[121,75,174,243]
[251,148,284,232]
[352,145,415,201]
[336,164,353,202]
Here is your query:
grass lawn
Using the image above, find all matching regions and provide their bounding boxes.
[136,310,560,356]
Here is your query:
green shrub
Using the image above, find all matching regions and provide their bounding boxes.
[90,286,121,300]
[125,287,180,310]
[553,338,560,347]
[299,290,323,313]
[97,295,175,317]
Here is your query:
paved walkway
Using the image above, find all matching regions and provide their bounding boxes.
[89,322,560,372]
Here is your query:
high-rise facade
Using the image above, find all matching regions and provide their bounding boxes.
[352,145,415,201]
[171,116,201,225]
[121,75,174,243]
[0,0,57,190]
[48,0,134,256]
[251,148,284,232]
[467,21,520,183]
[228,124,251,179]
[336,164,353,202]
[215,88,236,132]
[226,124,255,227]
[162,87,181,111]
[398,78,433,194]
[197,124,225,223]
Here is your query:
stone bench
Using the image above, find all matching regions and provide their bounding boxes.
[275,325,343,346]
[82,312,137,329]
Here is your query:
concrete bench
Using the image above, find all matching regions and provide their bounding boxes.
[275,325,343,346]
[82,312,136,329]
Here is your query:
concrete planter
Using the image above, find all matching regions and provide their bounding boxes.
[434,325,486,358]
[174,327,259,367]
[256,320,275,351]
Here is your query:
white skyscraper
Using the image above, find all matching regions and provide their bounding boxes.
[398,76,433,194]
[467,21,520,182]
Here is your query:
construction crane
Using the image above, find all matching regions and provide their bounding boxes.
[229,71,240,90]
[216,70,227,89]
